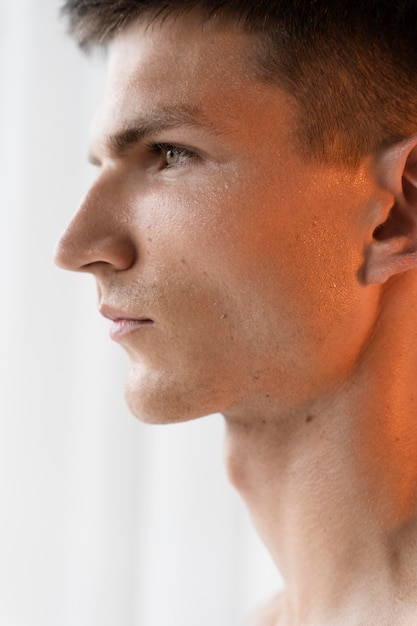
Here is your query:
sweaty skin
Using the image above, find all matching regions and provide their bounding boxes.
[55,13,417,625]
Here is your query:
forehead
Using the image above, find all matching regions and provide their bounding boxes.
[92,13,299,151]
[107,14,257,108]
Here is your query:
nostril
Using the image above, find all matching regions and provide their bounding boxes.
[86,234,137,271]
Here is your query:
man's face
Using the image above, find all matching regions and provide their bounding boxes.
[56,13,381,423]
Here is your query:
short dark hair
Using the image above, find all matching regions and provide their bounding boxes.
[61,0,417,166]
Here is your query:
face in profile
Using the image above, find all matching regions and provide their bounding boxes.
[55,13,381,424]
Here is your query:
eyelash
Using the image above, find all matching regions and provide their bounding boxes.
[148,142,199,168]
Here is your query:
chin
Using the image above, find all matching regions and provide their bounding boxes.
[125,366,232,424]
[124,370,210,425]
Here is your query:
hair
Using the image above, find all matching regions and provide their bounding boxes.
[61,0,417,166]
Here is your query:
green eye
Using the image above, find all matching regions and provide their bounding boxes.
[149,142,198,169]
[166,148,181,166]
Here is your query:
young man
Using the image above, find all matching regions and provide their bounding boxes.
[55,1,417,624]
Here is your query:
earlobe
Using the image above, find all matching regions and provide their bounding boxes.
[365,238,417,285]
[365,135,417,285]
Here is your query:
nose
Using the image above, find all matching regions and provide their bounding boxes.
[54,173,137,274]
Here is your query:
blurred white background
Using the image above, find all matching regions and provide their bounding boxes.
[0,2,281,625]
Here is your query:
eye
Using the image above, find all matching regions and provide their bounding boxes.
[149,142,199,169]
[165,147,182,166]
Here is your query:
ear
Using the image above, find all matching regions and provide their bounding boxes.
[365,134,417,285]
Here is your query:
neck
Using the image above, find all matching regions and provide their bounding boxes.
[224,274,417,625]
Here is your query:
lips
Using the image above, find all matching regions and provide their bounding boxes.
[109,318,153,340]
[99,305,154,341]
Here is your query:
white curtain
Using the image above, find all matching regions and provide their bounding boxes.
[0,2,281,625]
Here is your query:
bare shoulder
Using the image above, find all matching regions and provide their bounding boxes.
[245,592,287,626]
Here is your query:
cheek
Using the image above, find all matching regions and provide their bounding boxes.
[139,167,368,355]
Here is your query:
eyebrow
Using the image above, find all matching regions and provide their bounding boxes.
[89,105,213,164]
